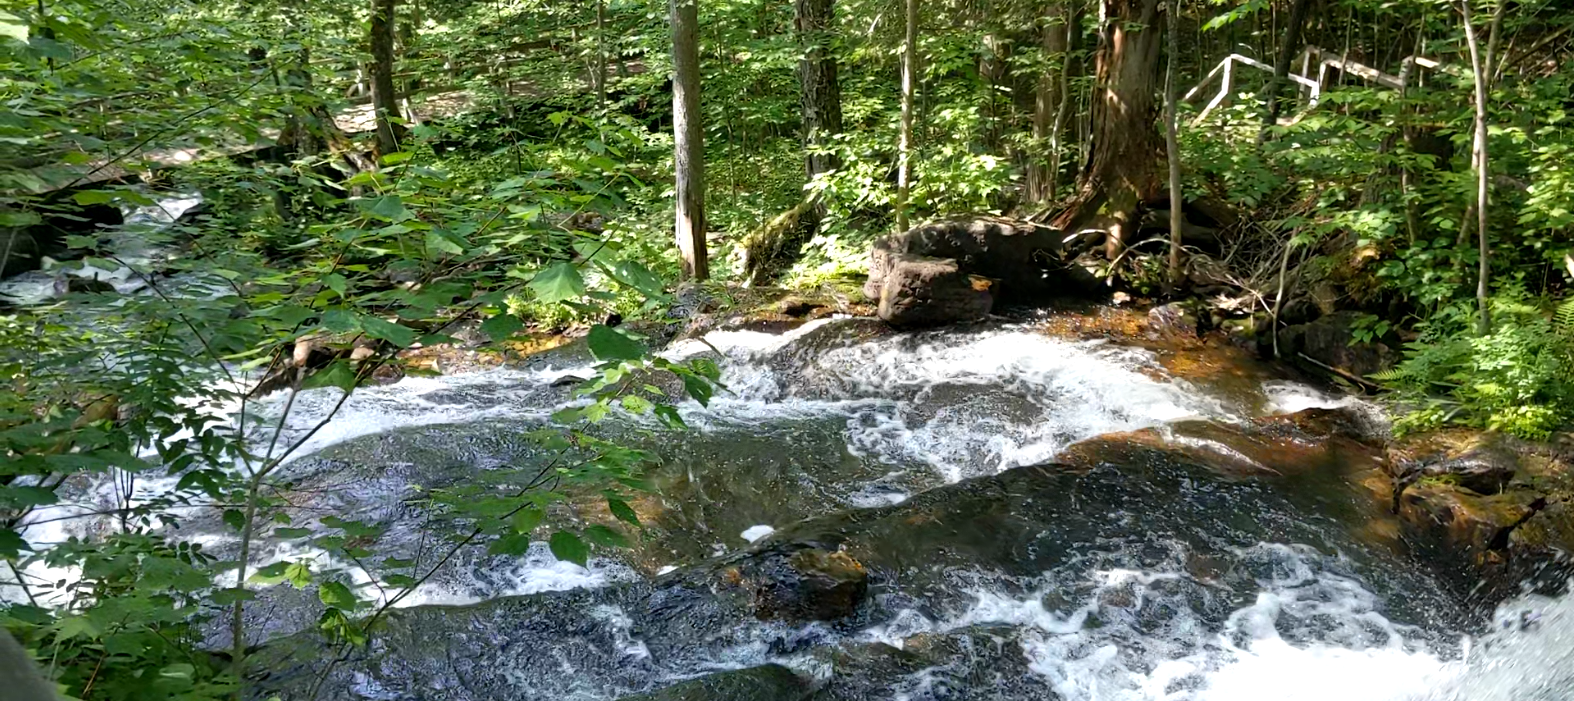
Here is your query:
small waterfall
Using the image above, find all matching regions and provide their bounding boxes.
[12,306,1572,700]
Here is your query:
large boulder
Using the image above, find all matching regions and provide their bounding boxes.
[1279,311,1397,378]
[864,217,1100,327]
[874,253,994,328]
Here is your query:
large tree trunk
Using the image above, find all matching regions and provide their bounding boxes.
[895,0,918,232]
[671,0,709,280]
[740,0,843,285]
[1052,0,1165,260]
[1256,0,1311,145]
[369,0,405,156]
[1027,4,1071,204]
[797,0,843,183]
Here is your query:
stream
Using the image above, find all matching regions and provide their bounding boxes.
[6,192,1572,698]
[232,317,1571,700]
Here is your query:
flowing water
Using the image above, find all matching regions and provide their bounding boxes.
[222,318,1568,700]
[10,253,1573,698]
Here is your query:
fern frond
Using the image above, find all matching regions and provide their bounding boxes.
[1555,296,1574,335]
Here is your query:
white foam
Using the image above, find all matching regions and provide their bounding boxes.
[740,525,775,543]
[677,324,1241,482]
[864,544,1476,701]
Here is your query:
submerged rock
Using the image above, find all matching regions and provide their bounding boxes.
[731,546,868,622]
[617,664,812,701]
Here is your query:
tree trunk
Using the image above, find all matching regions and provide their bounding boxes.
[1256,0,1311,145]
[369,0,405,156]
[795,0,843,206]
[671,0,709,280]
[1164,0,1183,289]
[1027,5,1071,204]
[596,0,608,109]
[895,0,918,232]
[1461,0,1492,334]
[1052,0,1165,260]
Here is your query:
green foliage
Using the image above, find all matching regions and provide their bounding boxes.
[1378,292,1574,439]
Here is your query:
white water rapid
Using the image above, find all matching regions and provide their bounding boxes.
[9,308,1572,700]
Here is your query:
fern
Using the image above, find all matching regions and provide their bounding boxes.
[1555,296,1574,336]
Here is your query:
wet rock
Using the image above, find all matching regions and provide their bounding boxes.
[730,546,869,622]
[1147,301,1201,337]
[777,295,826,317]
[874,253,994,328]
[1396,432,1520,496]
[863,217,1100,310]
[1279,311,1396,378]
[54,274,117,295]
[617,664,812,701]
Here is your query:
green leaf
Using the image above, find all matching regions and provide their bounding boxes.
[273,527,313,539]
[548,530,589,567]
[285,562,313,589]
[682,374,714,407]
[586,325,646,362]
[487,533,533,556]
[0,11,28,43]
[510,507,544,535]
[528,262,585,303]
[318,581,357,609]
[302,360,359,392]
[584,524,629,548]
[0,485,56,509]
[653,405,687,429]
[360,315,418,347]
[607,499,641,527]
[481,314,525,341]
[72,189,116,205]
[223,509,246,531]
[0,528,29,558]
[323,273,349,297]
[425,229,466,256]
[54,616,99,641]
[359,195,409,221]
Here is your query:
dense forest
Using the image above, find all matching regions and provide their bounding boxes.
[1,0,1572,696]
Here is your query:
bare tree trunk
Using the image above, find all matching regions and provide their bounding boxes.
[1052,0,1165,260]
[1461,0,1491,334]
[1164,0,1183,289]
[1048,6,1079,204]
[369,0,405,156]
[671,0,708,280]
[1028,5,1070,204]
[895,0,918,232]
[596,0,608,109]
[1256,0,1311,145]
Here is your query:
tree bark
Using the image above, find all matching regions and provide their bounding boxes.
[596,0,608,109]
[895,0,918,232]
[795,0,843,204]
[1052,0,1165,260]
[1027,4,1071,204]
[1256,0,1311,145]
[1164,0,1183,289]
[1461,0,1491,335]
[369,0,405,156]
[671,0,709,280]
